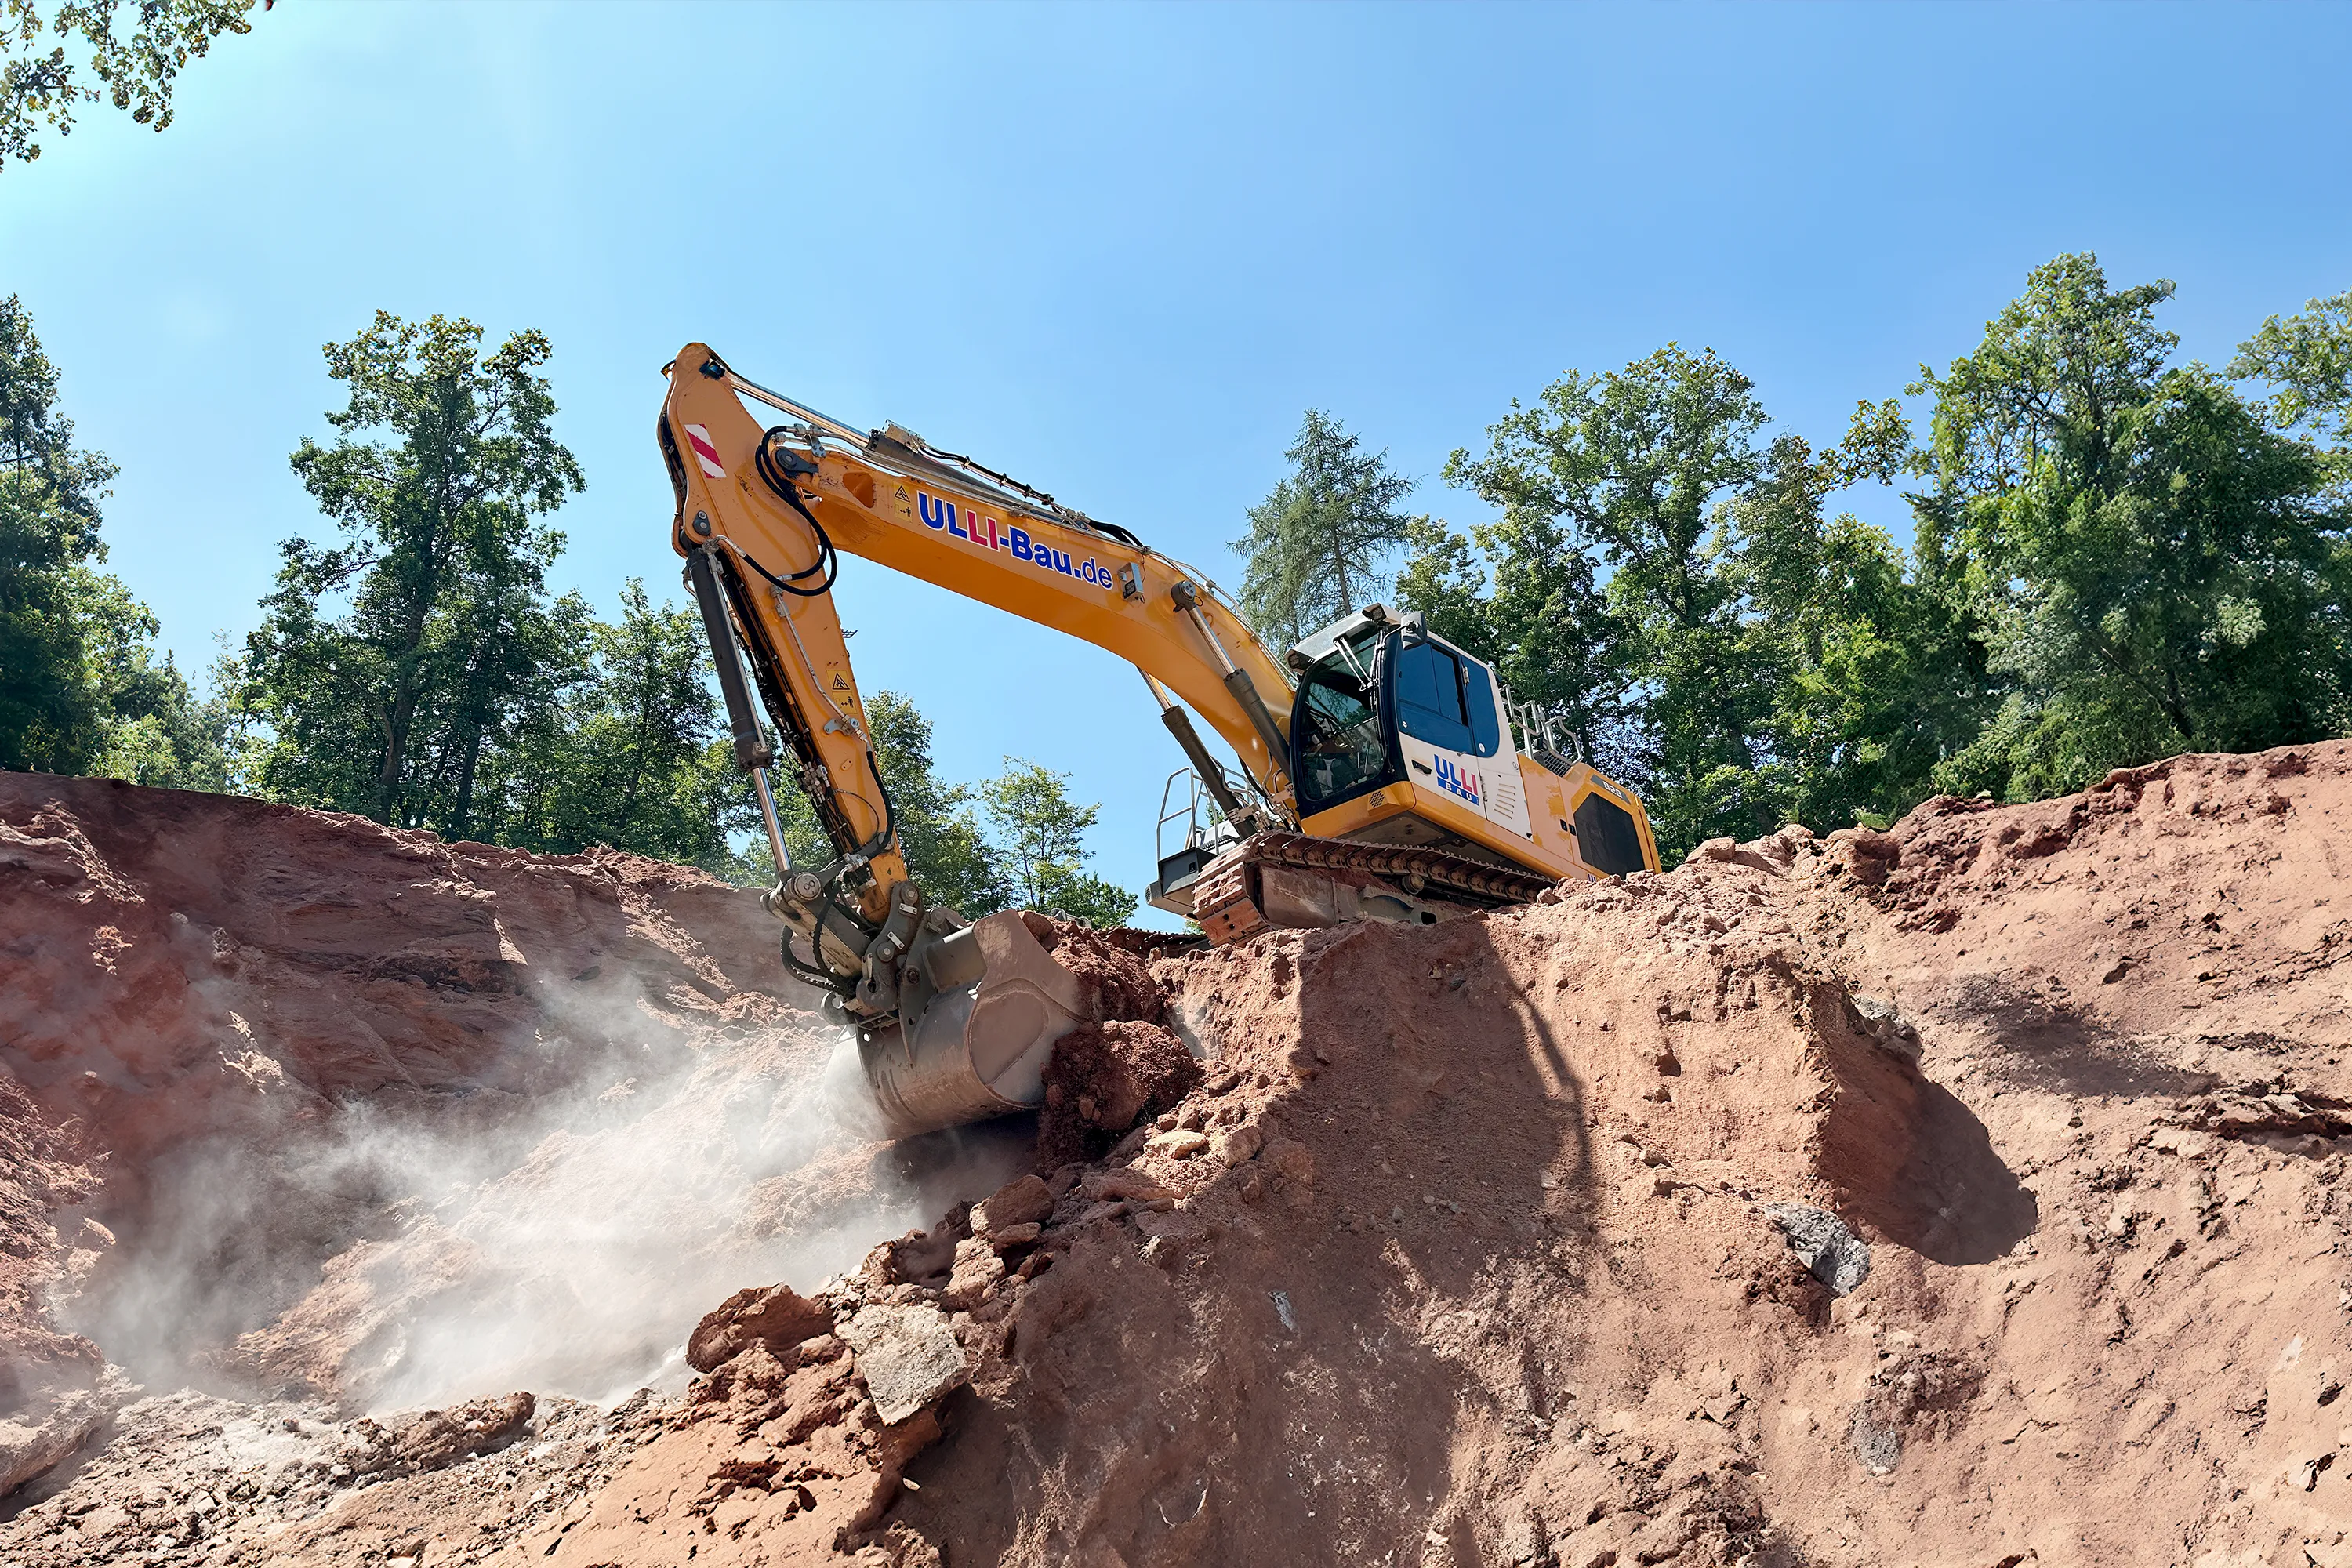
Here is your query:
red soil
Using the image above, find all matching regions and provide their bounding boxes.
[5,742,2351,1566]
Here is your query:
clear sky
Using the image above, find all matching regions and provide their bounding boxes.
[5,0,2347,914]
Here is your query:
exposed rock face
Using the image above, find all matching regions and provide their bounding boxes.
[6,741,2352,1568]
[0,768,935,1469]
[687,1284,835,1374]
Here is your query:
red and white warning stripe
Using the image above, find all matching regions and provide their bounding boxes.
[683,423,725,480]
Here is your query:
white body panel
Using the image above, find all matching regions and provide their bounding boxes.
[1396,731,1535,839]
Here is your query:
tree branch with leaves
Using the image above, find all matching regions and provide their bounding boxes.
[2,0,259,168]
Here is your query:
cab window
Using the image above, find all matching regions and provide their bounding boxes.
[1392,638,1501,757]
[1294,659,1388,809]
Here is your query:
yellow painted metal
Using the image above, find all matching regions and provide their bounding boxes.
[1299,758,1660,882]
[662,345,1290,781]
[660,342,1658,925]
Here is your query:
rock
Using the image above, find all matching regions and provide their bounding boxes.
[1088,1168,1176,1203]
[840,1304,969,1425]
[1262,1138,1316,1186]
[1151,1129,1210,1158]
[971,1174,1053,1237]
[1849,995,1923,1065]
[986,1221,1042,1249]
[1823,826,1903,887]
[1766,1203,1872,1294]
[1212,1124,1262,1167]
[688,1283,836,1373]
[387,1392,535,1472]
[940,1238,1005,1312]
[1849,1408,1902,1475]
[1136,1208,1212,1269]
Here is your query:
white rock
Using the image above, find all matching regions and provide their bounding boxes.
[840,1304,969,1425]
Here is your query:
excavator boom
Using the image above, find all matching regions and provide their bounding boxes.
[658,344,1659,1137]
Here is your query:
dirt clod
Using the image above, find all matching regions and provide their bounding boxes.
[688,1284,836,1374]
[1035,1018,1202,1167]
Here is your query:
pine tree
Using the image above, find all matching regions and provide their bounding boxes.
[1233,410,1415,648]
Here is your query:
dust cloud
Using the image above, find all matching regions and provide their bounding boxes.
[62,1000,1026,1414]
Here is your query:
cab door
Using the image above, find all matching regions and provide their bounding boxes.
[1387,636,1534,838]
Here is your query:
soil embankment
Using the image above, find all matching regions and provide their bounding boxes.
[4,744,2349,1565]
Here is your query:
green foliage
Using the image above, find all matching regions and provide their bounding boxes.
[1441,345,1785,853]
[978,758,1137,927]
[469,579,753,873]
[1396,508,1628,777]
[751,703,1124,921]
[2,0,257,167]
[1912,254,2351,799]
[2233,289,2352,505]
[0,466,99,768]
[1381,260,2351,859]
[236,311,586,833]
[863,691,1011,916]
[0,292,227,781]
[1233,410,1415,648]
[0,291,107,768]
[67,565,236,788]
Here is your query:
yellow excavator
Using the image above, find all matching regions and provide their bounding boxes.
[659,346,1660,1136]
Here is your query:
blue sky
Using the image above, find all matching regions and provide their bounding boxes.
[5,1,2347,914]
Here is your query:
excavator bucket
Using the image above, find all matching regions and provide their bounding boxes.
[857,911,1094,1138]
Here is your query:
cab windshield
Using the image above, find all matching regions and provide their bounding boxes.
[1294,643,1388,809]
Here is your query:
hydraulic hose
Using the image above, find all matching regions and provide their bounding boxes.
[750,426,840,597]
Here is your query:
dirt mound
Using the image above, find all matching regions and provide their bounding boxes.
[7,743,2352,1566]
[0,770,974,1494]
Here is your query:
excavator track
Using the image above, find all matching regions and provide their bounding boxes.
[1189,831,1565,946]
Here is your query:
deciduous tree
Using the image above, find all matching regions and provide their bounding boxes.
[239,312,585,829]
[2,0,260,168]
[1914,255,2350,799]
[978,758,1135,927]
[1444,345,1782,854]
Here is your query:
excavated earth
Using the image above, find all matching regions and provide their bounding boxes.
[3,742,2350,1566]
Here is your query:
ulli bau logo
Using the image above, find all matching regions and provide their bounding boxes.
[1433,757,1483,805]
[916,492,1112,592]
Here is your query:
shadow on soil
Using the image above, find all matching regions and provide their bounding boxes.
[893,915,1592,1567]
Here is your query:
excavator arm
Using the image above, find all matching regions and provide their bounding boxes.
[659,344,1301,1134]
[660,343,1662,1138]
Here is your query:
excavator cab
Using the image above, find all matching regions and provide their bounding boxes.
[1283,605,1653,881]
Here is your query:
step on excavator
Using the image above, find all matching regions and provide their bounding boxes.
[660,346,1661,1137]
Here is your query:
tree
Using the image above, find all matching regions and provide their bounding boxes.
[0,292,111,768]
[1,293,238,782]
[238,312,585,829]
[1395,508,1632,778]
[70,565,236,789]
[1444,345,1784,855]
[2234,288,2352,502]
[1912,254,2351,799]
[1729,408,1991,828]
[467,578,750,868]
[1233,410,1416,648]
[746,689,1014,912]
[978,758,1136,927]
[2,0,258,168]
[2,290,228,784]
[0,463,100,768]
